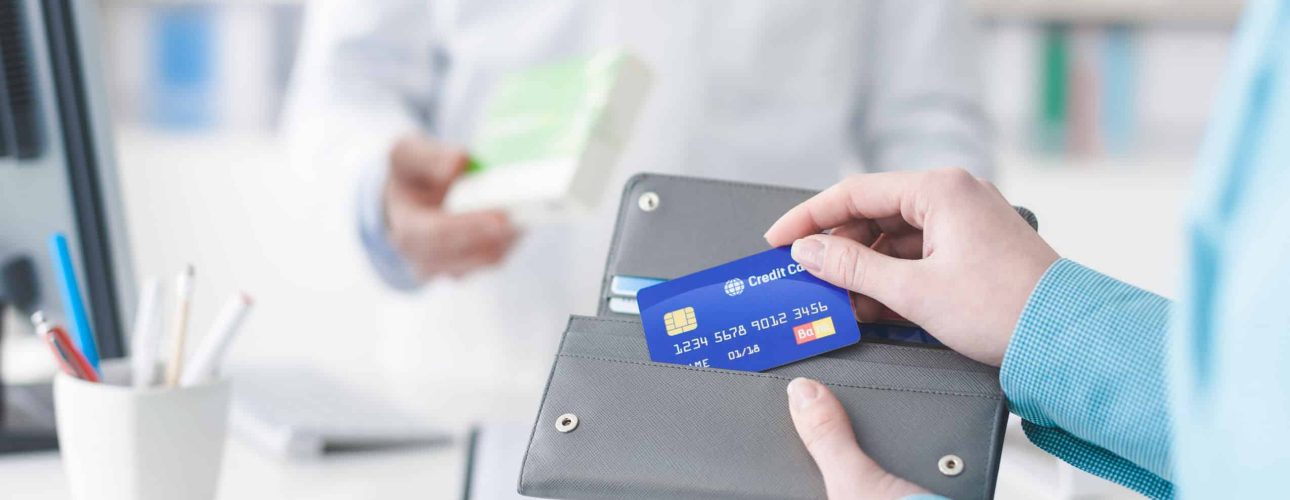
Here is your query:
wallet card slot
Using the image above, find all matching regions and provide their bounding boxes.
[522,331,1006,500]
[565,318,995,376]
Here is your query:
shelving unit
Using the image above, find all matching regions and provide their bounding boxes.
[972,0,1245,26]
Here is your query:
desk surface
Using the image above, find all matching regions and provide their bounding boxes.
[0,421,1150,500]
[0,438,467,499]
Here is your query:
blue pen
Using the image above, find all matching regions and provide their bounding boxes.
[49,233,99,372]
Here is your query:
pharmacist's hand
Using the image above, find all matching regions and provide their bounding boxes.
[384,134,518,280]
[765,169,1058,367]
[787,378,929,500]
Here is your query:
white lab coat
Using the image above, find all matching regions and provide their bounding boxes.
[283,0,990,417]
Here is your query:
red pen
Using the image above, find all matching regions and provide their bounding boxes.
[32,313,100,383]
[45,331,86,379]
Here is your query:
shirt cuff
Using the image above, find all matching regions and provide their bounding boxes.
[357,160,423,291]
[999,258,1173,478]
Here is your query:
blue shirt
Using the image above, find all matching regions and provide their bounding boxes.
[995,2,1290,499]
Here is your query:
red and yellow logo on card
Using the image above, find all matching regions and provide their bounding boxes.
[792,316,836,345]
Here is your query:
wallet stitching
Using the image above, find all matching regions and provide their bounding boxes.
[570,316,640,326]
[558,353,1003,401]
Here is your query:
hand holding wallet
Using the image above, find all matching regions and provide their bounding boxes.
[520,174,1037,499]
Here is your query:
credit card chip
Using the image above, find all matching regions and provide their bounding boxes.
[664,307,698,336]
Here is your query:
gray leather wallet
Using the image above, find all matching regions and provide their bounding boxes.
[520,174,1033,499]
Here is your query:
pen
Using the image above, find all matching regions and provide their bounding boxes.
[44,334,79,377]
[164,265,195,388]
[180,292,252,386]
[35,312,80,378]
[48,330,92,381]
[32,312,99,383]
[129,278,162,388]
[48,233,99,372]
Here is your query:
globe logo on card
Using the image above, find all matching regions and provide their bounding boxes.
[723,278,745,297]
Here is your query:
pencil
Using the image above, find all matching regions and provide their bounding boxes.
[164,265,195,387]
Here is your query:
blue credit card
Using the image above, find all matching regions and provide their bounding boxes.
[637,247,861,372]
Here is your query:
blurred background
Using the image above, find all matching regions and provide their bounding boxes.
[2,0,1245,498]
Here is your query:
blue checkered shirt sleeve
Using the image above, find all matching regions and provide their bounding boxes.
[1000,259,1174,499]
[899,259,1175,500]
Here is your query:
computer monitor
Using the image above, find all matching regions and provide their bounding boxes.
[0,0,134,453]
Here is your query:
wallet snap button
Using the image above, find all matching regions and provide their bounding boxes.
[938,454,964,476]
[555,413,579,433]
[638,192,660,212]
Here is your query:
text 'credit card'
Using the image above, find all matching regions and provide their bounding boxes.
[637,247,861,372]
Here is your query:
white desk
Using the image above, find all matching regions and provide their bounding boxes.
[0,420,1151,500]
[0,438,466,499]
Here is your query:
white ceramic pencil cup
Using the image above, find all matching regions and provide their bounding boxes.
[54,368,231,500]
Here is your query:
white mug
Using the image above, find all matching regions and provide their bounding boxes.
[54,365,231,500]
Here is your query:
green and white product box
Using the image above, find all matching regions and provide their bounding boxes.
[444,49,653,223]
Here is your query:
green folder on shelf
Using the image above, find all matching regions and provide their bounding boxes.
[1038,24,1069,154]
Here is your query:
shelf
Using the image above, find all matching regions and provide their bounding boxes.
[971,0,1245,26]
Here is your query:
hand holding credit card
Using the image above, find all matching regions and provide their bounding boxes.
[637,247,861,372]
